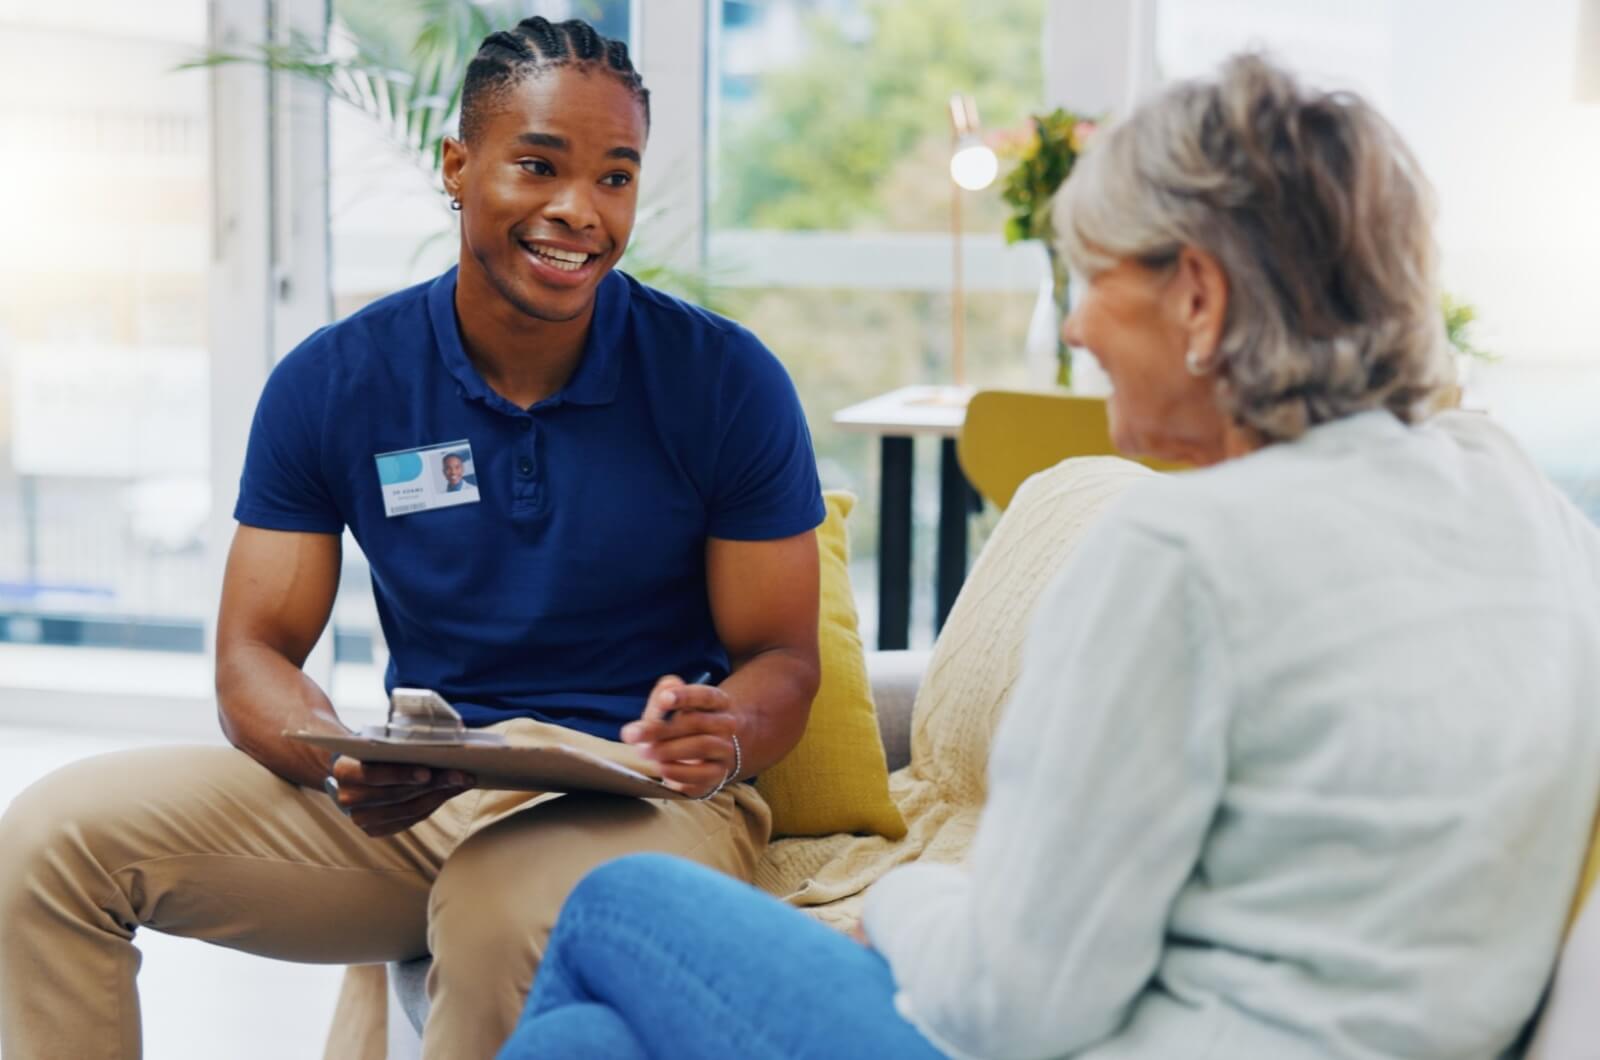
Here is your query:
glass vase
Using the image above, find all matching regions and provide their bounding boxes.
[1047,246,1072,389]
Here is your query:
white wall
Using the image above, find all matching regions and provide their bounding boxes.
[1157,0,1600,366]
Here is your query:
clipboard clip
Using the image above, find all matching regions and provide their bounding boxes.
[383,688,505,745]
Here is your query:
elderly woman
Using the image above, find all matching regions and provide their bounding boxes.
[497,54,1600,1060]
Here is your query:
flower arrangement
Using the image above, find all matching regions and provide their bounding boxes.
[998,108,1097,245]
[996,108,1098,386]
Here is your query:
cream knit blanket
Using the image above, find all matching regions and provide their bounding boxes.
[753,457,1155,928]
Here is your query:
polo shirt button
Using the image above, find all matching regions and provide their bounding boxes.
[517,457,534,476]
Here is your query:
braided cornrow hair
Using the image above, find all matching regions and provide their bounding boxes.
[459,16,650,144]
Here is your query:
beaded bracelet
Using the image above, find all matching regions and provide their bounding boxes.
[696,733,742,801]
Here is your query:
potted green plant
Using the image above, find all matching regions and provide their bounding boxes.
[997,107,1097,388]
[1438,292,1496,408]
[1442,293,1494,364]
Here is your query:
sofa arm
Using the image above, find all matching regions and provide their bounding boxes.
[866,649,929,774]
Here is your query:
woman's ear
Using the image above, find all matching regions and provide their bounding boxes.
[1174,246,1230,358]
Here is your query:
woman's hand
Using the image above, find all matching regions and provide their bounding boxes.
[621,674,740,798]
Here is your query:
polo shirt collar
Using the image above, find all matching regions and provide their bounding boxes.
[427,266,629,411]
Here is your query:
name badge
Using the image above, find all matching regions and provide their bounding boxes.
[374,439,481,518]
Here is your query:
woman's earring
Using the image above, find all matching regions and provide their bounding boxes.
[450,198,462,212]
[1185,348,1210,376]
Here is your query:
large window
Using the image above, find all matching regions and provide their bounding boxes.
[711,0,1051,641]
[6,0,1591,677]
[0,3,213,653]
[0,6,350,1057]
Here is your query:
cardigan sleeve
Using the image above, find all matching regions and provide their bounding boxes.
[863,511,1233,1060]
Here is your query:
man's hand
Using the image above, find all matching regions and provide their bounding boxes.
[620,674,739,799]
[326,757,476,838]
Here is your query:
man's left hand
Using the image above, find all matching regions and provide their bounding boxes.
[620,674,739,798]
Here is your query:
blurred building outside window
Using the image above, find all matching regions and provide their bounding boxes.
[0,2,213,657]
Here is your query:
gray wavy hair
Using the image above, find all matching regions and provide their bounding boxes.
[1056,53,1454,442]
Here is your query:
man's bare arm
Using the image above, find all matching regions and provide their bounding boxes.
[215,525,474,834]
[622,531,821,794]
[215,525,348,788]
[705,530,822,776]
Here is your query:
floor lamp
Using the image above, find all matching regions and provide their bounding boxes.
[948,93,998,388]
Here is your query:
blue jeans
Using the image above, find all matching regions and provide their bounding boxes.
[496,853,947,1060]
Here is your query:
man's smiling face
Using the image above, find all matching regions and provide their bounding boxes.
[444,66,647,324]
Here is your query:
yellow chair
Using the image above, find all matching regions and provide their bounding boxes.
[957,390,1183,509]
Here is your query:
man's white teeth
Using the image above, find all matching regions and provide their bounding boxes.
[528,244,590,271]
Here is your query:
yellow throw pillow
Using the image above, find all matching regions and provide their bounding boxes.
[756,491,908,840]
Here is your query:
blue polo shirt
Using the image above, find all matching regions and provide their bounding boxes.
[235,267,824,737]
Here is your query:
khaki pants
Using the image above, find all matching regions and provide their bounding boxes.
[0,724,771,1060]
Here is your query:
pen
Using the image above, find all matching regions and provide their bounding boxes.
[661,671,713,724]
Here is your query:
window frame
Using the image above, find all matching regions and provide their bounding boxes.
[0,0,344,730]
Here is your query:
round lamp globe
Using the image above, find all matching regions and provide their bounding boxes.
[950,143,998,191]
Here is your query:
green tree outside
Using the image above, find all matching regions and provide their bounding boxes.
[716,0,1044,234]
[712,1,1048,605]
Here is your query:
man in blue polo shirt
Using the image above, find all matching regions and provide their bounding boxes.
[0,17,823,1060]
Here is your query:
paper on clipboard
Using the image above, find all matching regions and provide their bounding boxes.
[288,687,686,800]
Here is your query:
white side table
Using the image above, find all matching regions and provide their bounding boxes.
[833,385,978,649]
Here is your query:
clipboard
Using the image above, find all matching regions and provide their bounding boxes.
[288,688,686,800]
